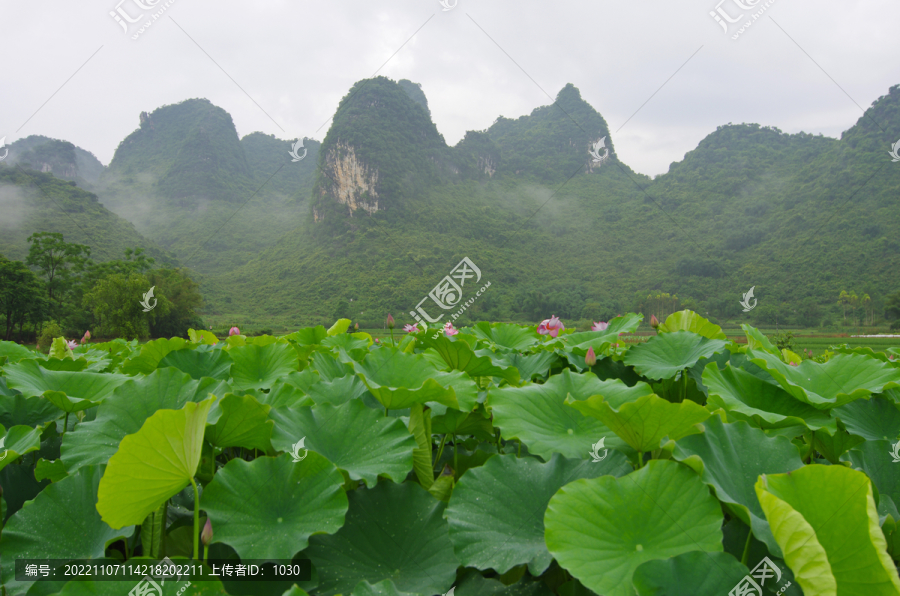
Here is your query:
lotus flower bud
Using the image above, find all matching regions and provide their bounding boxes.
[650,314,660,329]
[387,314,395,329]
[354,323,359,330]
[229,327,240,336]
[81,330,91,344]
[585,346,597,367]
[201,518,213,546]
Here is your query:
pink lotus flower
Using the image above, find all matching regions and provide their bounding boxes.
[444,322,459,336]
[537,316,565,338]
[387,314,395,329]
[650,314,660,329]
[403,324,419,333]
[80,331,91,344]
[585,346,597,366]
[229,327,240,336]
[374,338,381,344]
[789,361,798,366]
[66,339,78,350]
[591,321,609,332]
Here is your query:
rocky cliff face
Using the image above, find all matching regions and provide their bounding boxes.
[319,142,379,217]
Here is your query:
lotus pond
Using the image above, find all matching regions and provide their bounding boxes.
[2,311,900,596]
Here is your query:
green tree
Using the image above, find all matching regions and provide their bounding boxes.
[25,232,91,307]
[0,255,47,341]
[838,290,850,325]
[849,291,859,325]
[83,272,167,340]
[146,268,204,338]
[861,293,872,325]
[885,291,900,322]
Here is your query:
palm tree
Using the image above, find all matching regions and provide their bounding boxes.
[838,290,850,325]
[862,293,871,326]
[849,291,859,325]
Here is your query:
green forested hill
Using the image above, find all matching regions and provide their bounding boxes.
[210,79,900,330]
[0,164,172,265]
[3,135,105,189]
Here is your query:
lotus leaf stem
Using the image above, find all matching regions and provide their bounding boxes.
[434,434,448,472]
[190,477,200,560]
[740,528,752,566]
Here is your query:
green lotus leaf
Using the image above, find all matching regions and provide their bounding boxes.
[471,322,541,351]
[741,324,780,355]
[35,457,69,482]
[348,580,418,596]
[624,331,729,380]
[812,424,865,463]
[205,393,273,451]
[671,417,804,557]
[269,400,416,486]
[353,348,477,411]
[0,465,129,593]
[282,586,312,596]
[703,362,834,431]
[49,566,226,596]
[62,368,229,475]
[757,464,900,595]
[833,396,900,441]
[200,452,347,560]
[188,328,219,345]
[327,318,352,336]
[304,480,459,596]
[658,310,726,340]
[321,333,371,358]
[42,389,98,414]
[0,384,60,429]
[484,350,557,383]
[0,339,36,363]
[568,393,710,453]
[408,402,435,489]
[557,314,644,352]
[309,350,354,381]
[833,346,900,366]
[121,337,189,375]
[843,440,900,520]
[0,424,42,471]
[40,357,87,371]
[229,343,301,391]
[748,350,900,409]
[306,375,370,406]
[553,369,655,403]
[450,567,555,595]
[285,326,328,345]
[415,334,520,385]
[431,403,494,439]
[487,375,629,460]
[4,359,129,402]
[282,369,321,393]
[96,398,214,529]
[631,551,750,596]
[445,453,632,577]
[544,460,724,596]
[258,380,315,411]
[157,345,233,381]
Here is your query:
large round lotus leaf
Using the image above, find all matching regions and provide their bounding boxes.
[553,313,643,352]
[62,368,230,474]
[658,310,727,340]
[741,323,780,355]
[843,440,900,518]
[350,579,416,596]
[97,398,214,529]
[310,350,354,381]
[50,574,226,596]
[121,337,189,375]
[567,393,709,453]
[833,396,900,441]
[451,567,555,595]
[487,375,629,460]
[748,350,900,409]
[201,453,348,560]
[158,345,233,381]
[544,460,724,596]
[269,399,416,486]
[3,359,130,402]
[756,465,900,595]
[306,375,371,406]
[0,424,42,471]
[0,465,129,592]
[353,348,478,411]
[42,390,97,415]
[485,351,557,383]
[703,362,834,431]
[444,453,632,576]
[471,322,540,351]
[415,334,520,385]
[0,392,60,429]
[282,369,321,394]
[552,369,654,403]
[229,343,300,391]
[205,393,273,451]
[623,331,729,380]
[671,417,804,557]
[0,339,35,363]
[631,551,749,596]
[303,480,459,596]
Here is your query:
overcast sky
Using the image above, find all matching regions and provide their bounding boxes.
[1,0,897,177]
